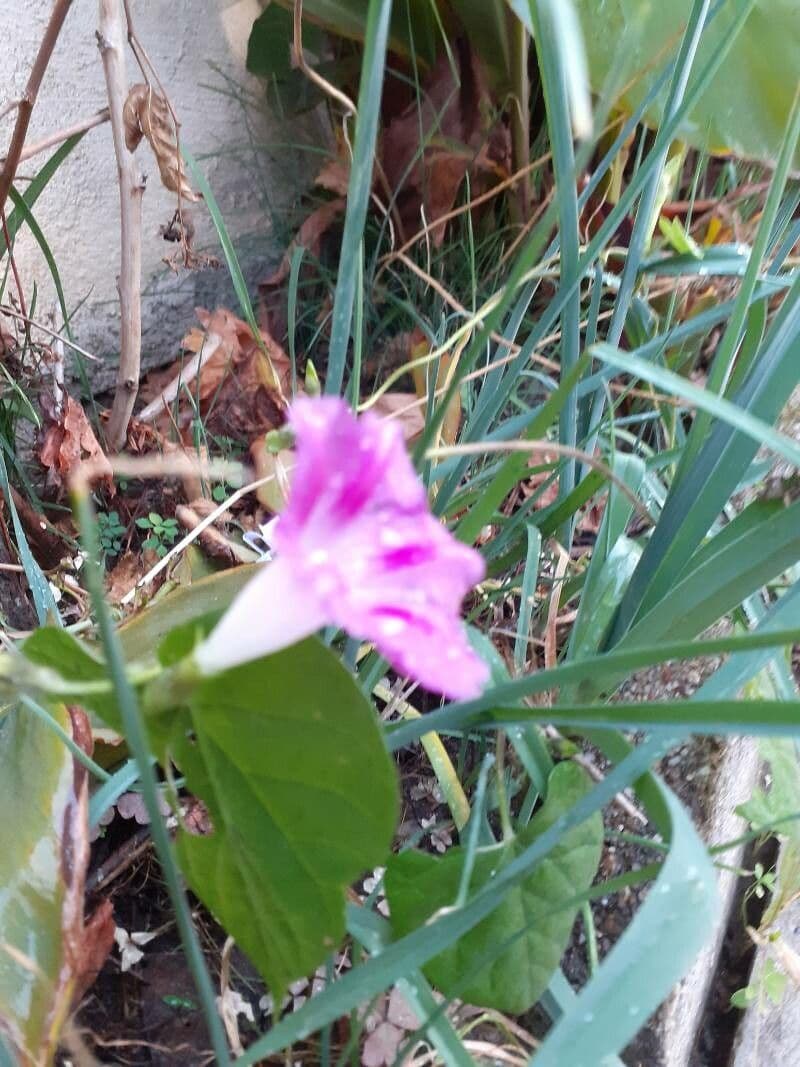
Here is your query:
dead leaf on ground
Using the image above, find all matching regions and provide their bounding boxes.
[379,38,509,245]
[39,396,113,495]
[141,308,291,442]
[106,552,141,605]
[263,197,346,287]
[409,328,461,445]
[361,988,421,1067]
[188,308,290,438]
[362,1021,404,1067]
[315,156,350,196]
[116,790,170,825]
[263,39,508,299]
[370,392,426,444]
[123,414,167,456]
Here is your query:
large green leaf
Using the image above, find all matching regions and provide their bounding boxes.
[0,705,100,1063]
[385,762,602,1013]
[573,0,800,168]
[160,638,398,1001]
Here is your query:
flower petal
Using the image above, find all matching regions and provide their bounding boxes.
[277,397,425,548]
[197,397,488,697]
[196,557,326,675]
[368,606,488,700]
[308,511,488,699]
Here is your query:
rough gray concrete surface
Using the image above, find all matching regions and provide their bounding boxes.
[2,0,324,383]
[732,897,800,1066]
[659,738,761,1067]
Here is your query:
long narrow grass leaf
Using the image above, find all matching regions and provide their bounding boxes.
[325,0,393,396]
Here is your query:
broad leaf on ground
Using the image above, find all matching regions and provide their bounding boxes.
[385,762,602,1013]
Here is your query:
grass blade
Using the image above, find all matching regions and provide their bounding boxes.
[0,450,59,625]
[388,626,800,750]
[532,785,716,1065]
[325,0,394,396]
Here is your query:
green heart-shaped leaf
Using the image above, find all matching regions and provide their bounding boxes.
[165,638,398,1000]
[385,761,602,1013]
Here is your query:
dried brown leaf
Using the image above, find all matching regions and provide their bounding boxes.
[362,1022,404,1067]
[409,329,461,444]
[123,83,199,202]
[315,156,350,196]
[106,552,141,605]
[370,392,425,444]
[263,197,346,287]
[250,435,292,513]
[379,41,507,246]
[39,396,113,494]
[189,308,290,439]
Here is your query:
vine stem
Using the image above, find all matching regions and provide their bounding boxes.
[97,0,144,450]
[73,484,231,1064]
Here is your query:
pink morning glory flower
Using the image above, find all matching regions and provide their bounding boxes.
[196,396,488,700]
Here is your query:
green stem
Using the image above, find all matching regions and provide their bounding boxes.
[73,488,231,1065]
[581,901,599,975]
[495,731,514,842]
[17,695,110,781]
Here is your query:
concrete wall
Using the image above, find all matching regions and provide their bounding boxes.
[2,0,321,388]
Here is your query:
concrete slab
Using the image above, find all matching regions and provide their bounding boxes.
[731,897,800,1065]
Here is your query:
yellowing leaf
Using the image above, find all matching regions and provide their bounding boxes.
[0,706,114,1063]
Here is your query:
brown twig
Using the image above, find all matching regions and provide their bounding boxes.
[137,332,223,423]
[97,0,145,451]
[293,0,356,117]
[0,303,99,361]
[11,108,110,166]
[0,0,75,219]
[86,826,152,896]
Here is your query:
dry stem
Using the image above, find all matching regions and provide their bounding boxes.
[0,0,75,218]
[12,108,110,166]
[97,0,145,450]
